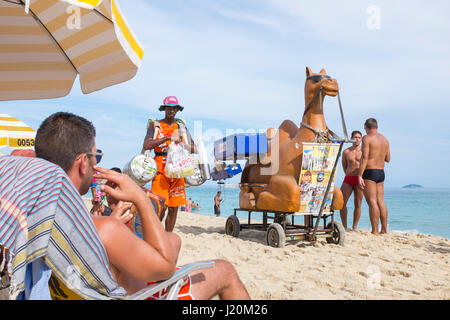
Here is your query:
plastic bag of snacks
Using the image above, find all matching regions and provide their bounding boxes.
[165,142,195,178]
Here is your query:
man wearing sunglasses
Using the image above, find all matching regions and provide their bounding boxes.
[90,150,104,206]
[34,112,249,300]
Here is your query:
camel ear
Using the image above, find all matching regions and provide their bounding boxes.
[319,68,327,74]
[306,67,312,77]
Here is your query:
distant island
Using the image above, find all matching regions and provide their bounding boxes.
[402,184,423,189]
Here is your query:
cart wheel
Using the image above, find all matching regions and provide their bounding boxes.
[225,215,240,237]
[266,223,286,248]
[326,221,345,245]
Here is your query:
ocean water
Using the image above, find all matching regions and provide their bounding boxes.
[185,185,450,239]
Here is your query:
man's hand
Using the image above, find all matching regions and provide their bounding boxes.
[358,176,365,190]
[94,166,147,205]
[110,200,134,224]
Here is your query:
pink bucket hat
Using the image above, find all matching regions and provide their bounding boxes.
[159,96,184,111]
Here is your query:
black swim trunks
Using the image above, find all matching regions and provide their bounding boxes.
[214,204,220,216]
[362,169,385,183]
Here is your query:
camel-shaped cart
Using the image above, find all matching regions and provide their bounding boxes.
[213,67,351,247]
[224,140,346,248]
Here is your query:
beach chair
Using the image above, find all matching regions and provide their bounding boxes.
[0,156,214,300]
[48,260,214,300]
[129,261,215,300]
[2,236,214,300]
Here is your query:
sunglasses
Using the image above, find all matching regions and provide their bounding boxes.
[307,75,331,83]
[86,149,103,164]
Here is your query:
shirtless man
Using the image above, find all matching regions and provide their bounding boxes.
[36,112,250,300]
[214,191,223,217]
[358,118,391,235]
[340,130,363,230]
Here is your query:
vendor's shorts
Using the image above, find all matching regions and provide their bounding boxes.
[151,173,186,207]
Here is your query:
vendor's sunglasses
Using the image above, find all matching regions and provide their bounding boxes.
[307,75,331,83]
[86,149,103,164]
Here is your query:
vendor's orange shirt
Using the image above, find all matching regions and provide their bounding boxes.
[154,121,183,173]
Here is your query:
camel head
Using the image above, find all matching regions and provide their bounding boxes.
[304,67,339,109]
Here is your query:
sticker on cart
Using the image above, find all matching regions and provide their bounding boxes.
[299,143,340,213]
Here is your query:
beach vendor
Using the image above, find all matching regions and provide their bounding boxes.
[141,96,196,232]
[31,111,249,300]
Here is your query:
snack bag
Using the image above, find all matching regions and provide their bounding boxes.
[165,143,195,178]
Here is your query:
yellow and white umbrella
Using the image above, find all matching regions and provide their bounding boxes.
[0,0,144,100]
[0,113,36,149]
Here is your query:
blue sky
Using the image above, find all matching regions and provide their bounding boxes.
[2,0,450,188]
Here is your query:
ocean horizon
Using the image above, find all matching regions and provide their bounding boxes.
[183,185,450,239]
[85,183,450,239]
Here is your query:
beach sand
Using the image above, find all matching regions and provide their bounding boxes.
[172,211,449,300]
[4,197,446,300]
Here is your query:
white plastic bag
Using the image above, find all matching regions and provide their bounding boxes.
[165,142,195,178]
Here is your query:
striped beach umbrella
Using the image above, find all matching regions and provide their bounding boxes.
[0,113,36,149]
[0,0,144,101]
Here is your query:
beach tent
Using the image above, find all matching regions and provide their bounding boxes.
[0,0,144,101]
[0,113,36,150]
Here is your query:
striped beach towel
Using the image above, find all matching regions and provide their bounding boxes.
[0,156,126,300]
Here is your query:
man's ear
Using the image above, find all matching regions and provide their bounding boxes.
[78,154,89,176]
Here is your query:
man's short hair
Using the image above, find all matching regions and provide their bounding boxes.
[364,118,378,129]
[110,167,122,173]
[35,112,96,173]
[351,130,362,138]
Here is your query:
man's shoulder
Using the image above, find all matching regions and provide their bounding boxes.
[146,118,166,127]
[362,134,375,143]
[93,216,124,236]
[343,147,352,153]
[1,156,66,178]
[343,147,357,155]
[372,132,388,143]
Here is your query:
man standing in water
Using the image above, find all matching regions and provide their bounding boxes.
[142,96,196,232]
[358,118,391,235]
[340,130,364,230]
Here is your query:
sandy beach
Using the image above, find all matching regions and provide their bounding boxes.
[172,211,449,300]
[1,198,448,300]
